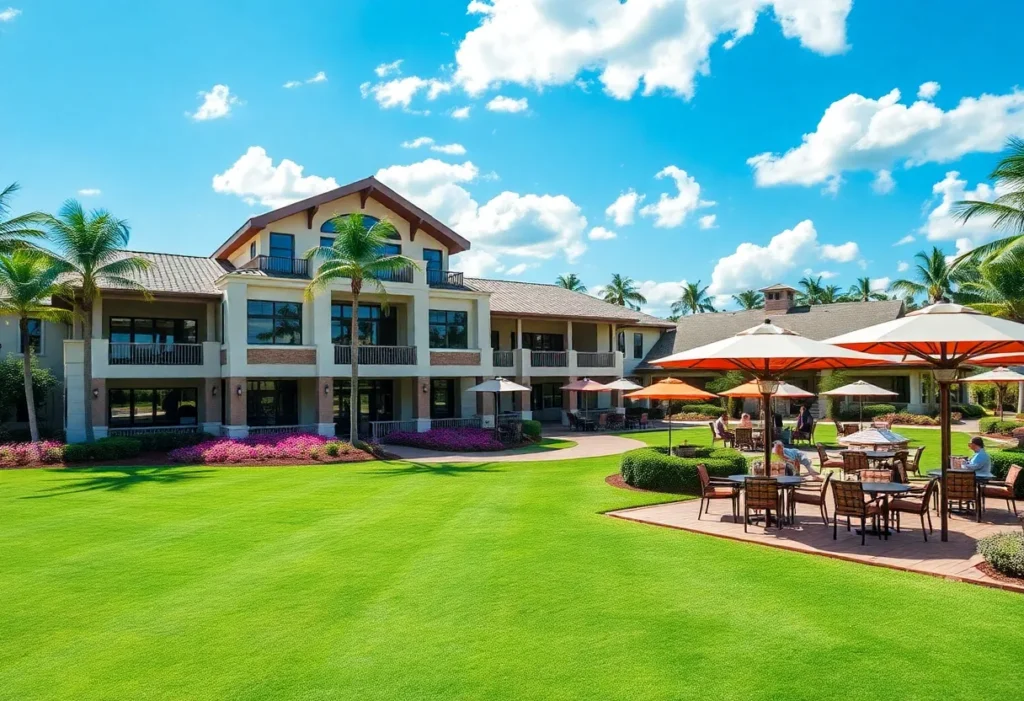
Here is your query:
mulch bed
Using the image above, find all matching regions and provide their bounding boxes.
[975,561,1024,587]
[0,449,377,470]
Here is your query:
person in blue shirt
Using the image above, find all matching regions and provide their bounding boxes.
[964,436,991,472]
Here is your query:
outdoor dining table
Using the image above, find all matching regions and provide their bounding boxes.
[728,474,805,525]
[858,481,912,538]
[927,469,994,518]
[841,449,896,468]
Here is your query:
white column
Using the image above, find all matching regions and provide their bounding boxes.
[206,301,217,342]
[312,290,333,377]
[222,281,249,379]
[515,318,523,349]
[909,370,924,413]
[566,320,573,352]
[1018,381,1024,415]
[610,323,616,352]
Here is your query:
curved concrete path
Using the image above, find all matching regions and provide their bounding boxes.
[384,432,646,463]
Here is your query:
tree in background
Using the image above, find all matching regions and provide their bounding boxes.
[889,247,973,303]
[956,246,1024,322]
[846,277,888,302]
[601,274,646,311]
[796,275,825,305]
[819,285,844,305]
[0,354,59,439]
[705,370,747,417]
[818,370,852,418]
[670,280,716,316]
[555,273,586,293]
[731,290,764,310]
[952,137,1024,265]
[0,182,46,255]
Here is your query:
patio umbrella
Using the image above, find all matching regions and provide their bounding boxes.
[560,377,611,420]
[837,427,909,449]
[465,377,531,437]
[602,378,643,391]
[653,319,890,472]
[960,367,1024,420]
[827,302,1024,541]
[624,378,718,451]
[719,380,816,430]
[820,380,898,429]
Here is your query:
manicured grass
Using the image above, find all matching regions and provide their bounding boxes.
[2,453,1023,699]
[510,436,577,453]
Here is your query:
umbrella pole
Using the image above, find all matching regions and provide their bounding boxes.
[762,390,773,472]
[939,380,951,542]
[668,401,673,453]
[998,384,1006,421]
[859,396,864,430]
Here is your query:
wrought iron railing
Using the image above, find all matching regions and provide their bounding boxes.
[108,342,203,365]
[369,419,419,441]
[530,351,568,367]
[107,425,199,436]
[426,269,465,288]
[377,267,414,283]
[577,352,617,368]
[493,350,514,367]
[247,424,317,436]
[334,345,417,365]
[241,255,309,278]
[430,416,482,430]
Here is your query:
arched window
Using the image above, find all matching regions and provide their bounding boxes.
[320,214,397,238]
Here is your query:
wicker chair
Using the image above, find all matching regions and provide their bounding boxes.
[983,464,1022,516]
[597,413,608,430]
[890,449,909,475]
[816,443,844,470]
[697,464,740,522]
[842,451,869,480]
[792,472,833,526]
[859,469,894,483]
[734,427,755,451]
[907,446,926,476]
[834,419,859,437]
[945,470,979,522]
[831,480,884,545]
[889,479,939,541]
[743,477,784,532]
[709,422,734,448]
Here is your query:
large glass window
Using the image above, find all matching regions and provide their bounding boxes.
[633,333,643,359]
[523,333,564,351]
[110,317,198,344]
[430,379,457,419]
[423,248,443,271]
[331,303,396,345]
[107,387,198,428]
[246,380,299,426]
[429,310,468,349]
[20,318,42,354]
[269,232,295,260]
[247,301,302,345]
[531,383,564,411]
[334,379,395,432]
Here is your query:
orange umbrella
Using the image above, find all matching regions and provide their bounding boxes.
[625,378,718,450]
[719,380,815,399]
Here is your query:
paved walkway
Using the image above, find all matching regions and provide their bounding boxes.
[609,497,1023,593]
[384,432,645,463]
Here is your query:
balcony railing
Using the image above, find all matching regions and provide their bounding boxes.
[377,267,414,283]
[247,424,317,436]
[430,416,482,430]
[426,269,465,288]
[531,351,568,367]
[493,350,514,367]
[241,255,309,278]
[577,352,617,368]
[369,419,419,441]
[108,425,199,437]
[109,342,203,365]
[334,345,418,365]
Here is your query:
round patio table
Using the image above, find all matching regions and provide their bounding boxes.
[728,475,805,526]
[858,481,911,538]
[927,469,994,519]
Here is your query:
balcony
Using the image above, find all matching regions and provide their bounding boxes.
[426,269,465,289]
[493,350,514,367]
[240,255,309,278]
[531,351,568,367]
[577,352,618,368]
[377,267,414,284]
[334,345,418,365]
[109,342,203,366]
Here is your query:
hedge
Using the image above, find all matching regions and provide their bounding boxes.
[953,404,987,419]
[521,420,542,439]
[675,403,727,418]
[63,436,142,463]
[620,446,746,493]
[134,431,215,452]
[979,417,1024,435]
[838,403,897,421]
[879,412,939,426]
[977,532,1024,578]
[988,448,1024,498]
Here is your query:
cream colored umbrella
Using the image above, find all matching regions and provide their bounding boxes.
[960,367,1024,420]
[560,378,611,418]
[718,380,815,399]
[466,377,531,436]
[820,380,898,429]
[602,378,643,391]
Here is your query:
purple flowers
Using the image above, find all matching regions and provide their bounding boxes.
[383,428,504,452]
[0,441,65,467]
[168,433,357,464]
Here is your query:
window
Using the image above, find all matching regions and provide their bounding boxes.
[491,330,499,349]
[321,215,381,233]
[246,380,298,426]
[429,310,468,349]
[107,388,198,428]
[531,383,563,411]
[247,301,302,345]
[20,319,42,354]
[249,240,256,259]
[319,236,334,248]
[510,331,517,349]
[423,248,443,271]
[331,303,396,346]
[334,379,395,427]
[430,379,457,419]
[633,333,643,359]
[617,331,625,355]
[110,317,198,344]
[269,232,295,260]
[523,333,563,351]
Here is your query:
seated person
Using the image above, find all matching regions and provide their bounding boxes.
[963,436,991,472]
[739,412,752,429]
[771,440,818,478]
[714,413,734,440]
[795,405,813,434]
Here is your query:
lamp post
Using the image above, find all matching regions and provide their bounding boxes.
[756,377,781,471]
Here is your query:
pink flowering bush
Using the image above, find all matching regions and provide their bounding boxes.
[383,428,504,452]
[0,441,65,467]
[169,433,360,464]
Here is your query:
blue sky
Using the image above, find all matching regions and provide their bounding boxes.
[3,1,1023,315]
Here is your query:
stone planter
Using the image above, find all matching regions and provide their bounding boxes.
[673,445,697,458]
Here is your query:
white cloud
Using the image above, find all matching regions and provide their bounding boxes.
[919,170,1010,255]
[894,234,915,246]
[486,95,529,113]
[401,136,468,155]
[362,76,451,110]
[284,71,328,88]
[453,0,851,101]
[708,220,859,295]
[638,166,715,228]
[451,106,472,120]
[588,226,617,240]
[820,241,859,263]
[870,277,890,292]
[803,268,838,280]
[872,169,895,194]
[0,7,20,22]
[188,84,241,121]
[918,81,940,100]
[896,260,909,272]
[605,189,644,226]
[506,263,529,276]
[375,60,403,78]
[212,146,339,208]
[77,188,101,197]
[636,279,690,312]
[283,80,302,89]
[402,137,435,149]
[748,86,1024,191]
[698,214,718,229]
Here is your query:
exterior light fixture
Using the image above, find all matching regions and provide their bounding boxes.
[212,385,218,396]
[932,368,959,383]
[755,378,780,395]
[92,388,99,399]
[323,382,330,395]
[236,385,243,396]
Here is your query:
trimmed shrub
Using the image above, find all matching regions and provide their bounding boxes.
[676,403,727,418]
[978,532,1024,579]
[879,412,939,426]
[979,418,1024,435]
[620,446,746,493]
[522,420,542,439]
[63,436,142,463]
[134,431,214,452]
[990,448,1024,498]
[954,403,987,419]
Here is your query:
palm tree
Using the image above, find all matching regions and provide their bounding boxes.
[846,277,888,302]
[731,290,764,310]
[952,137,1024,265]
[0,182,46,254]
[304,213,419,443]
[956,246,1024,322]
[0,251,73,441]
[670,280,716,316]
[45,201,151,442]
[889,247,973,304]
[819,285,843,305]
[555,273,586,293]
[601,273,646,310]
[796,275,825,305]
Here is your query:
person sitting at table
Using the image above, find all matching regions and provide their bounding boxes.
[771,440,819,478]
[963,437,992,472]
[714,413,734,442]
[795,404,813,434]
[739,412,752,429]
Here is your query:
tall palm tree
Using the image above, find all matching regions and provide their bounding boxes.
[670,280,716,316]
[45,201,151,442]
[731,290,764,310]
[601,273,646,310]
[846,277,888,302]
[889,247,973,304]
[0,182,46,254]
[796,275,825,305]
[952,137,1024,265]
[819,285,844,305]
[956,246,1024,322]
[0,251,73,442]
[305,213,419,443]
[555,273,586,293]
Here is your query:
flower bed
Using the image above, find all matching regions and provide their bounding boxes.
[383,427,504,452]
[0,441,65,467]
[169,433,370,464]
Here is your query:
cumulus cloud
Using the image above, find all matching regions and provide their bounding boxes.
[605,189,644,226]
[284,70,327,88]
[634,279,690,312]
[871,277,890,292]
[375,60,403,78]
[920,170,1010,255]
[506,263,530,276]
[894,234,915,246]
[639,166,715,228]
[872,169,895,194]
[77,188,101,197]
[451,106,472,119]
[803,268,838,280]
[897,260,909,272]
[588,226,617,240]
[918,81,940,100]
[187,84,241,121]
[401,136,467,155]
[820,241,860,263]
[708,220,859,295]
[748,86,1024,191]
[212,146,339,208]
[698,214,718,229]
[361,76,451,110]
[485,95,528,113]
[0,7,20,21]
[453,0,851,101]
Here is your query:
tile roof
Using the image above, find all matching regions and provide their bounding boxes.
[63,251,231,297]
[466,278,675,327]
[636,299,906,371]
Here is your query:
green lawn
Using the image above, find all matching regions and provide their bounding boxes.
[510,436,577,453]
[2,441,1023,699]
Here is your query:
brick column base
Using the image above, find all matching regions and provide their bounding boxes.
[316,376,335,436]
